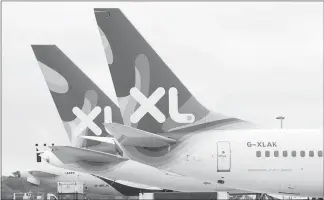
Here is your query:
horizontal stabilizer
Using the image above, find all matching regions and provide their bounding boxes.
[103,123,177,148]
[49,146,127,164]
[81,136,115,144]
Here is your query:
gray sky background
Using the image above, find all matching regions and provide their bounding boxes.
[2,2,323,175]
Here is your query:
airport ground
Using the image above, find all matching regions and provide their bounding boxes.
[3,175,322,200]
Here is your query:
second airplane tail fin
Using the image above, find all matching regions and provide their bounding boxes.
[31,45,124,148]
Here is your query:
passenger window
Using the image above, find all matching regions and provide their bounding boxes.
[300,151,305,157]
[283,151,288,157]
[256,151,261,157]
[274,151,279,157]
[265,151,270,157]
[292,151,296,157]
[309,151,314,157]
[318,151,323,157]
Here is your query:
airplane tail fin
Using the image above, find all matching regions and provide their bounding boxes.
[31,45,124,148]
[94,8,248,134]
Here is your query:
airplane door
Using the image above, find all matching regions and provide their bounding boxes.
[217,141,231,172]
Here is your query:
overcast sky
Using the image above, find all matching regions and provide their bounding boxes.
[2,2,323,175]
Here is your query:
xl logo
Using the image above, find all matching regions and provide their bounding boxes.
[129,87,195,124]
[72,106,111,136]
[72,87,195,136]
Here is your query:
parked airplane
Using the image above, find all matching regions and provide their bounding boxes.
[30,44,245,195]
[19,165,123,199]
[91,8,323,198]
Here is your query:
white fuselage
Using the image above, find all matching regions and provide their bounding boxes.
[42,151,243,193]
[44,129,323,197]
[156,129,323,197]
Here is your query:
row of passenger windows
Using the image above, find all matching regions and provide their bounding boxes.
[256,150,323,158]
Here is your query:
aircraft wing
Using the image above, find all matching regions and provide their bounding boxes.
[103,123,177,148]
[93,175,166,196]
[49,146,128,164]
[114,180,162,190]
[28,170,58,178]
